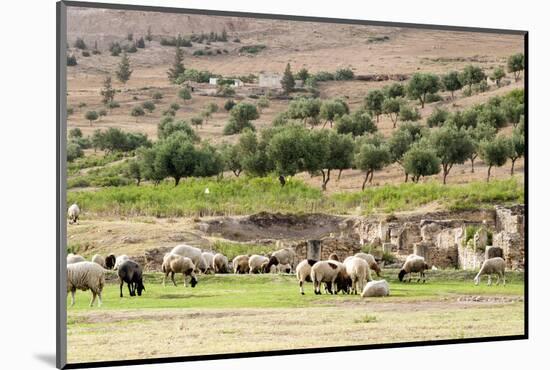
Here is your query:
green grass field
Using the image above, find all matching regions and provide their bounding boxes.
[67,269,524,311]
[67,177,524,217]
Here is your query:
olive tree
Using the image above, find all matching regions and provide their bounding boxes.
[287,98,322,128]
[507,53,524,82]
[441,71,463,99]
[479,136,512,182]
[312,130,354,190]
[466,122,497,173]
[382,97,402,128]
[490,67,506,87]
[223,102,259,135]
[459,65,485,93]
[402,144,441,182]
[508,130,525,175]
[335,109,377,137]
[320,99,349,128]
[364,89,385,122]
[267,124,312,177]
[130,106,145,121]
[84,110,99,126]
[355,141,391,189]
[115,52,133,84]
[430,125,474,184]
[407,73,440,108]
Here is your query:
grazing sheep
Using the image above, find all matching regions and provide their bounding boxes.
[202,252,215,273]
[196,254,209,274]
[296,259,317,295]
[277,263,292,273]
[113,255,129,270]
[328,253,339,262]
[67,261,105,307]
[104,254,116,270]
[171,244,203,271]
[67,203,80,224]
[265,248,297,272]
[354,252,382,277]
[213,253,229,273]
[398,255,430,283]
[310,260,351,295]
[361,279,390,297]
[91,254,105,268]
[67,253,85,265]
[118,260,145,297]
[474,257,506,286]
[162,253,197,288]
[249,254,269,273]
[344,256,371,295]
[233,255,250,274]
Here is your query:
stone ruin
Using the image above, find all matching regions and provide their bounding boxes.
[335,205,525,271]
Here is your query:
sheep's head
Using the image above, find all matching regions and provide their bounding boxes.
[137,280,145,296]
[105,255,116,270]
[190,276,198,288]
[265,255,279,272]
[398,269,406,282]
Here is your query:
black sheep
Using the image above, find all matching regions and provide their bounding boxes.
[118,260,145,297]
[105,254,116,270]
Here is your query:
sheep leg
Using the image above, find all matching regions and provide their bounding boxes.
[502,273,506,286]
[128,282,134,296]
[119,280,124,298]
[97,292,102,307]
[171,272,177,287]
[351,279,356,295]
[70,290,75,307]
[314,280,321,295]
[90,292,96,307]
[495,274,500,285]
[487,275,492,286]
[299,280,305,295]
[330,278,336,294]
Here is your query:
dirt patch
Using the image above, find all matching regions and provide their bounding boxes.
[202,212,346,242]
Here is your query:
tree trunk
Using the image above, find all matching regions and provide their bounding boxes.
[174,177,180,186]
[337,169,343,181]
[404,172,409,183]
[362,171,370,190]
[487,166,492,182]
[136,178,141,186]
[470,158,475,173]
[233,170,241,177]
[368,170,374,184]
[321,169,331,191]
[451,90,454,99]
[443,165,449,185]
[511,159,516,175]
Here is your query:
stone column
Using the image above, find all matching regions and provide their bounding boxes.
[307,240,322,262]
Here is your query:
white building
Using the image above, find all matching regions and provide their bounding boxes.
[259,72,283,88]
[209,77,218,85]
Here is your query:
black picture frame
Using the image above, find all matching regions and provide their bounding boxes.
[57,1,528,368]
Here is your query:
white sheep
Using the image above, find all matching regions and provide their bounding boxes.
[344,256,371,295]
[171,244,203,272]
[361,279,390,297]
[67,203,80,224]
[398,255,429,283]
[296,259,316,295]
[233,255,250,274]
[213,253,230,273]
[248,254,269,273]
[265,248,297,272]
[113,254,129,270]
[91,254,105,268]
[67,261,105,307]
[310,260,351,295]
[201,252,215,273]
[277,263,292,273]
[67,253,85,265]
[474,257,506,286]
[354,252,382,277]
[162,253,197,287]
[196,254,209,274]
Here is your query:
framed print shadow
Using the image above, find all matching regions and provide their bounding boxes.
[56,1,528,368]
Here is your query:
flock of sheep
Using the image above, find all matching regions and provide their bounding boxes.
[66,244,506,308]
[66,203,507,307]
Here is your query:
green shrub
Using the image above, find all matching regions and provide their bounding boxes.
[74,37,87,50]
[238,44,266,54]
[334,68,354,80]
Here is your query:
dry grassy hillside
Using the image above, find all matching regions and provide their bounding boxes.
[66,7,524,191]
